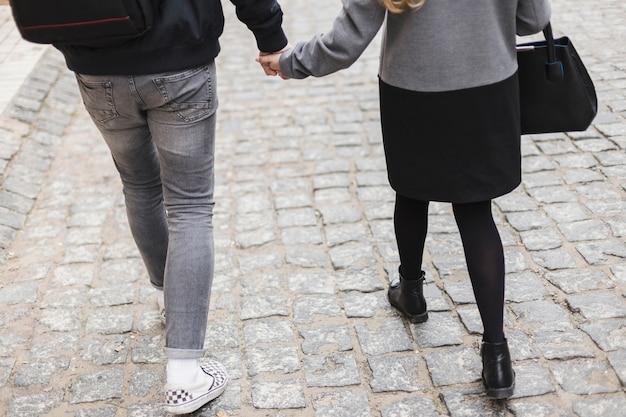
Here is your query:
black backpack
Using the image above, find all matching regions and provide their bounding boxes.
[9,0,162,47]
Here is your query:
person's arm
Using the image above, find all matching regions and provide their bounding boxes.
[278,0,386,79]
[231,0,288,53]
[516,0,551,36]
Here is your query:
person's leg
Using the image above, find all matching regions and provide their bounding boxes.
[452,200,505,343]
[74,73,168,291]
[139,63,227,414]
[452,200,514,398]
[388,193,429,322]
[394,193,429,279]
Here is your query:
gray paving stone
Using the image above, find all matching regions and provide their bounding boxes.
[251,379,306,409]
[527,186,578,203]
[312,390,371,417]
[424,346,481,386]
[505,211,554,232]
[241,294,290,320]
[355,319,413,355]
[131,335,166,364]
[585,200,626,217]
[567,292,626,320]
[368,355,426,392]
[558,219,610,241]
[85,309,134,334]
[39,308,83,332]
[243,318,294,344]
[285,246,329,268]
[80,336,129,365]
[130,369,161,397]
[324,222,369,247]
[335,268,386,292]
[239,273,286,296]
[318,204,362,224]
[444,280,475,305]
[531,249,578,270]
[247,345,300,376]
[510,300,574,331]
[545,269,615,294]
[204,322,239,350]
[550,360,621,394]
[0,358,15,387]
[314,187,352,204]
[507,400,559,417]
[363,201,394,221]
[519,228,563,250]
[236,227,276,248]
[533,329,596,360]
[342,291,391,318]
[440,387,504,417]
[507,330,540,361]
[74,407,118,417]
[90,283,136,307]
[576,240,626,265]
[329,241,377,269]
[581,320,626,351]
[293,294,342,324]
[7,392,63,417]
[300,325,353,355]
[505,271,548,302]
[51,263,95,286]
[608,350,626,386]
[410,312,465,348]
[288,271,335,294]
[304,354,361,387]
[543,202,590,223]
[69,368,124,404]
[281,226,324,245]
[0,281,37,304]
[573,396,626,417]
[424,283,452,312]
[15,357,70,387]
[381,397,444,417]
[277,207,318,228]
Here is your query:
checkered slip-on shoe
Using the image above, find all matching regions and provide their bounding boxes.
[164,359,228,415]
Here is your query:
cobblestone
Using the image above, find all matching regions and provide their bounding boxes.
[0,0,625,415]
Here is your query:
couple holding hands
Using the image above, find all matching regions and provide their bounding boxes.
[54,0,550,413]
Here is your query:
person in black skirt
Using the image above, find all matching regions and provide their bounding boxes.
[259,0,551,399]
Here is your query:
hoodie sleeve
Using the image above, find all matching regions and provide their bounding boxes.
[279,0,386,79]
[516,0,552,36]
[231,0,288,53]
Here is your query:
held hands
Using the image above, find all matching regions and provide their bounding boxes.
[257,44,292,79]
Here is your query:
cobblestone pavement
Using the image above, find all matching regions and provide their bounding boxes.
[0,0,625,416]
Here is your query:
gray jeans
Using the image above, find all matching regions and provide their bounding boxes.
[75,62,217,359]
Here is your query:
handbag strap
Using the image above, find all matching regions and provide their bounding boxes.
[542,23,564,82]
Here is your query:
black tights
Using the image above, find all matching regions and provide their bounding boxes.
[394,194,505,343]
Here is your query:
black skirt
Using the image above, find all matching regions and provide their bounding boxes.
[379,73,521,203]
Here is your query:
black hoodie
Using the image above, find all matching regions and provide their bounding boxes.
[56,0,287,75]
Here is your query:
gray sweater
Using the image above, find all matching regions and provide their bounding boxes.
[279,0,551,92]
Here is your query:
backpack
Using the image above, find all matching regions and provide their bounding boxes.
[8,0,162,47]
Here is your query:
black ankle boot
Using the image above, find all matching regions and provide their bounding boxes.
[481,338,515,399]
[387,269,428,323]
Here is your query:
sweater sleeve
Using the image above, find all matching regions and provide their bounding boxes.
[231,0,288,53]
[516,0,551,36]
[279,0,386,79]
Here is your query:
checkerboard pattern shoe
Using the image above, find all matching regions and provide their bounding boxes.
[164,359,228,415]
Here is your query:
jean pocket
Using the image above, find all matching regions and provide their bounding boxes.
[75,75,119,124]
[153,65,216,122]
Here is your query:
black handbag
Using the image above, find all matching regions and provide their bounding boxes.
[9,0,162,47]
[517,23,598,135]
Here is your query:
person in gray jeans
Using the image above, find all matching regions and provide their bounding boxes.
[55,0,289,414]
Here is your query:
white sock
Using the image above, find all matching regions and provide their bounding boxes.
[166,359,201,385]
[156,289,165,310]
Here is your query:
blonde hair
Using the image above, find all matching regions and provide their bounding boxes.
[380,0,427,13]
